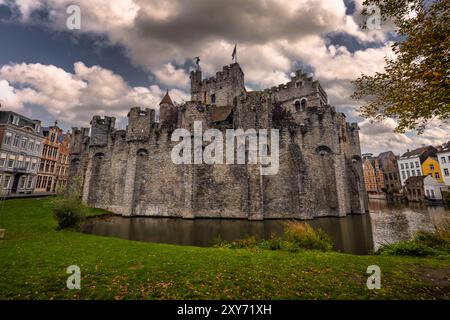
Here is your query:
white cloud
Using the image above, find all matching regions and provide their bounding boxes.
[153,63,189,89]
[1,0,446,154]
[359,119,450,155]
[0,80,24,110]
[0,62,185,125]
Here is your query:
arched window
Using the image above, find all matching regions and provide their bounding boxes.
[300,98,307,110]
[294,100,301,112]
[315,145,332,156]
[94,153,104,160]
[294,98,307,112]
[351,155,362,164]
[137,149,149,157]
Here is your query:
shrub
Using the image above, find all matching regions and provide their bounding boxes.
[378,241,439,257]
[212,235,234,248]
[413,231,448,251]
[434,219,450,243]
[51,196,86,230]
[228,236,259,249]
[377,221,450,257]
[215,222,334,253]
[283,221,334,252]
[259,234,284,251]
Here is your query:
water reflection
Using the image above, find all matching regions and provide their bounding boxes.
[81,200,450,255]
[368,199,449,251]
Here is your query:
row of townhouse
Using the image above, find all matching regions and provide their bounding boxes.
[0,110,71,196]
[362,151,402,199]
[362,142,450,203]
[397,144,450,203]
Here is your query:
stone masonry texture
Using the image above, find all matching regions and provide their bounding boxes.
[68,63,368,220]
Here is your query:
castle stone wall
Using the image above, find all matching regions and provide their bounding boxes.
[69,63,368,220]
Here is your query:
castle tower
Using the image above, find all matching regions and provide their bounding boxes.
[89,116,115,147]
[70,127,90,155]
[190,69,202,102]
[159,90,178,127]
[126,107,154,141]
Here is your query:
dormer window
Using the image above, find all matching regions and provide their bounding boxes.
[11,115,20,125]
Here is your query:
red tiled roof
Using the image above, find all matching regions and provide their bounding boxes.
[211,105,233,122]
[160,90,174,106]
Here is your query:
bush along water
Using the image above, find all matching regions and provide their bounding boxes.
[215,221,334,253]
[50,177,87,230]
[377,220,450,258]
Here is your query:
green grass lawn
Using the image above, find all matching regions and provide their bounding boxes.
[0,198,448,300]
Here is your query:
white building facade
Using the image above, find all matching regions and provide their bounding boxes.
[437,150,450,186]
[398,155,423,187]
[397,146,438,187]
[0,111,45,195]
[423,175,448,201]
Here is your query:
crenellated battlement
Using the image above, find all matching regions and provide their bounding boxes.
[261,70,327,106]
[190,63,245,105]
[89,116,115,148]
[70,127,90,155]
[71,62,367,220]
[198,63,243,87]
[126,107,155,142]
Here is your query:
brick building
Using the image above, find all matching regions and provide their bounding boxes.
[35,125,61,193]
[377,151,402,196]
[362,153,385,198]
[55,131,71,191]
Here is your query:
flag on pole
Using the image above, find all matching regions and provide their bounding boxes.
[232,44,237,62]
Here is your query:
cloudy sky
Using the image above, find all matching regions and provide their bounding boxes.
[0,0,447,155]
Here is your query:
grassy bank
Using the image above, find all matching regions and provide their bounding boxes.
[0,198,448,299]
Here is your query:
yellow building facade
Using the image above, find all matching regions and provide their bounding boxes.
[422,157,443,183]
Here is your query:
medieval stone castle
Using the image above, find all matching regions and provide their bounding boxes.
[68,63,368,220]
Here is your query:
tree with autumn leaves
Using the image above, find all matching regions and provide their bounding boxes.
[352,0,449,133]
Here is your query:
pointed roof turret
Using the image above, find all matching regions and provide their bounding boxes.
[160,90,174,106]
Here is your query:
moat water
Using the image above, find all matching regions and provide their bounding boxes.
[81,200,450,254]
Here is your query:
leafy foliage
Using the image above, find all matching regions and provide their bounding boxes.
[352,0,450,133]
[216,221,334,252]
[51,196,87,230]
[283,221,334,251]
[378,221,450,257]
[51,175,87,229]
[378,241,440,257]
